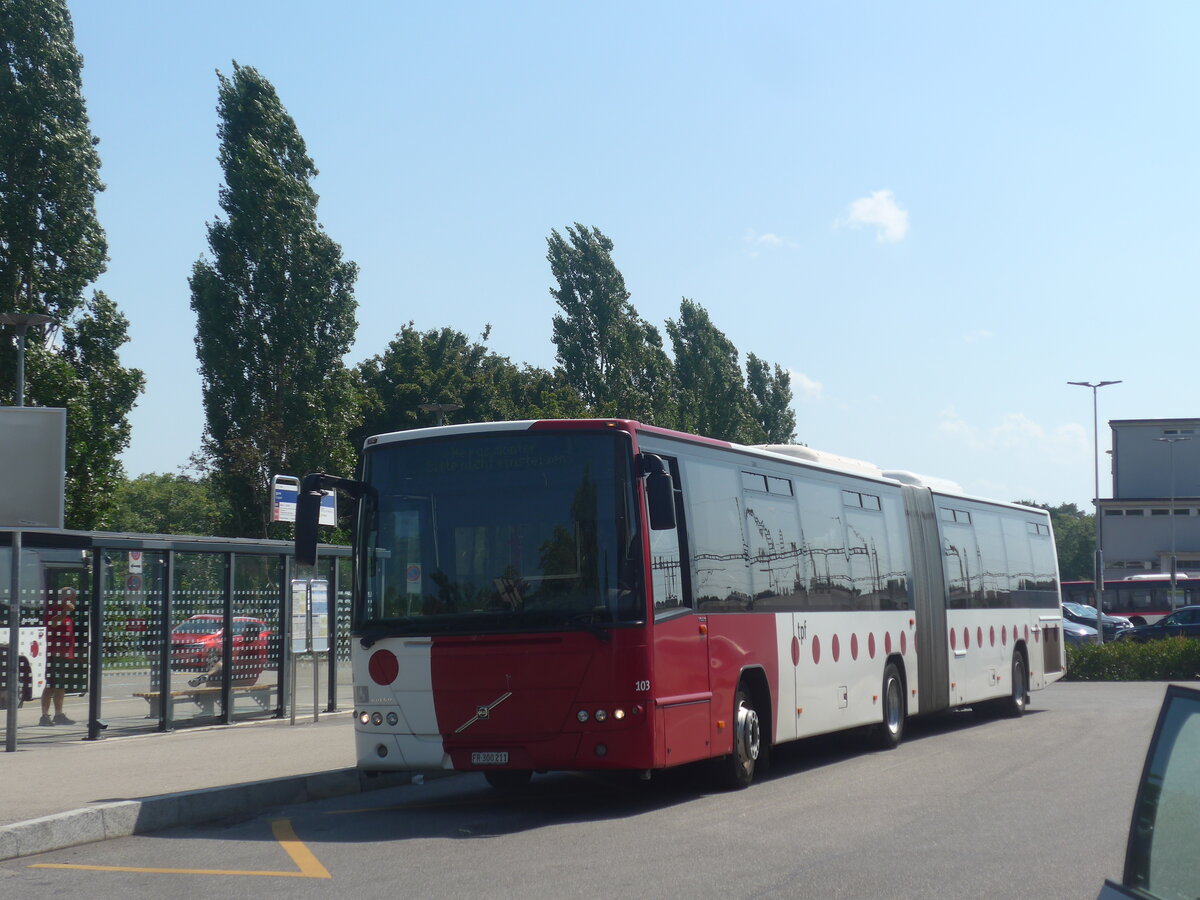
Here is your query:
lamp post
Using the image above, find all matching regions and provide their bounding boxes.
[1155,436,1188,610]
[2,313,53,752]
[1068,380,1121,643]
[419,402,462,426]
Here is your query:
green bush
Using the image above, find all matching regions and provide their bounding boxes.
[1065,637,1200,681]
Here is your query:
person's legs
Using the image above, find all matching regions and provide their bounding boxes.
[39,685,53,725]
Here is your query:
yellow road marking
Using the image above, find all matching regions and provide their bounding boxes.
[29,818,331,879]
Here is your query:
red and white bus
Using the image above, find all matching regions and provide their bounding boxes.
[296,419,1066,789]
[1061,574,1200,626]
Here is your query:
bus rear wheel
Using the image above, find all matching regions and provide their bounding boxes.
[874,663,905,750]
[484,769,532,790]
[1002,651,1028,718]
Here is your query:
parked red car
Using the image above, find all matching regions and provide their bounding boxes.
[169,615,272,685]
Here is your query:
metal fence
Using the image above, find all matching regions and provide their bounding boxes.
[1,530,351,746]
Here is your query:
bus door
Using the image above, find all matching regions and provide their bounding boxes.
[648,456,712,767]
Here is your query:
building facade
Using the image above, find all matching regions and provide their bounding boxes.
[1100,418,1200,580]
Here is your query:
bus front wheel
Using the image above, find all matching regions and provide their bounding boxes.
[720,687,761,790]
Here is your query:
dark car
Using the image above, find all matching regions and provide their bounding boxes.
[169,615,272,685]
[1061,601,1133,641]
[1117,605,1200,643]
[1061,618,1099,646]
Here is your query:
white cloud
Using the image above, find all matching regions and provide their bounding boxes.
[937,412,1086,461]
[841,189,910,242]
[741,229,788,257]
[788,370,823,402]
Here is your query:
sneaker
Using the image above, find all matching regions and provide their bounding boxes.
[52,713,75,725]
[188,676,205,687]
[38,715,54,727]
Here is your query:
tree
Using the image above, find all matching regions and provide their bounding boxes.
[355,323,586,447]
[190,63,358,538]
[109,471,231,536]
[548,224,674,424]
[745,352,796,444]
[51,292,145,527]
[1017,500,1094,581]
[665,298,754,441]
[0,0,143,527]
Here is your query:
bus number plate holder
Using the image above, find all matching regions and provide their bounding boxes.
[472,751,509,765]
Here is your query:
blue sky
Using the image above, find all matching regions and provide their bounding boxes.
[67,2,1198,509]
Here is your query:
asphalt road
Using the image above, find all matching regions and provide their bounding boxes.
[2,681,1170,899]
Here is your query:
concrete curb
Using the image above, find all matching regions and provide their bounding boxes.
[0,768,413,862]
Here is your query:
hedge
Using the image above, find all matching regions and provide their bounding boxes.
[1065,636,1200,681]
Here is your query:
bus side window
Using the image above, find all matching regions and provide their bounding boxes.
[649,457,687,611]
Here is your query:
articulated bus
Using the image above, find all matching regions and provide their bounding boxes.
[296,419,1065,789]
[1061,575,1200,626]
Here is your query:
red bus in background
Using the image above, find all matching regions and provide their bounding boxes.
[298,419,1065,790]
[1061,574,1200,626]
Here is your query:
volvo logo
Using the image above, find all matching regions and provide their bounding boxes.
[456,692,513,733]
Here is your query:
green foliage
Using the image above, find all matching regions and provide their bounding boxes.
[355,323,588,447]
[0,0,105,323]
[1065,637,1200,681]
[548,224,675,424]
[108,472,232,536]
[190,63,358,538]
[745,352,797,444]
[51,292,145,528]
[1016,500,1094,580]
[666,298,754,442]
[0,1,143,528]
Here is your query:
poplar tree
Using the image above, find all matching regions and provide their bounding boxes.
[548,224,674,424]
[666,298,754,442]
[745,352,797,444]
[0,0,143,528]
[190,63,358,538]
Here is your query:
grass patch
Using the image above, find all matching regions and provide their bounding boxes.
[1065,637,1200,681]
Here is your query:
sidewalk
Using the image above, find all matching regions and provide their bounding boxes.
[0,712,414,861]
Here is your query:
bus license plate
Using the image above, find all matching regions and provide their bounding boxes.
[471,751,509,765]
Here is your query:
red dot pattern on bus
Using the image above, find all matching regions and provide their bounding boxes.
[369,649,400,685]
[791,628,924,666]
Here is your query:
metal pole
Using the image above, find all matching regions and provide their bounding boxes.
[6,531,21,752]
[1156,436,1188,609]
[1068,380,1121,644]
[3,314,52,751]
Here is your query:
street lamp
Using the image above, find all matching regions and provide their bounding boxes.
[1068,380,1121,643]
[1,313,53,752]
[1155,436,1189,609]
[419,402,462,426]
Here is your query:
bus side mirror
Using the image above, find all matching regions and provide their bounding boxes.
[641,454,677,531]
[294,475,325,567]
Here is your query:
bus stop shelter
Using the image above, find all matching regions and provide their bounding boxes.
[2,529,350,748]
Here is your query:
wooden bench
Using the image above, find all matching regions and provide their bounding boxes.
[133,683,275,717]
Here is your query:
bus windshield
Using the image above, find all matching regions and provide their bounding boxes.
[355,430,643,635]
